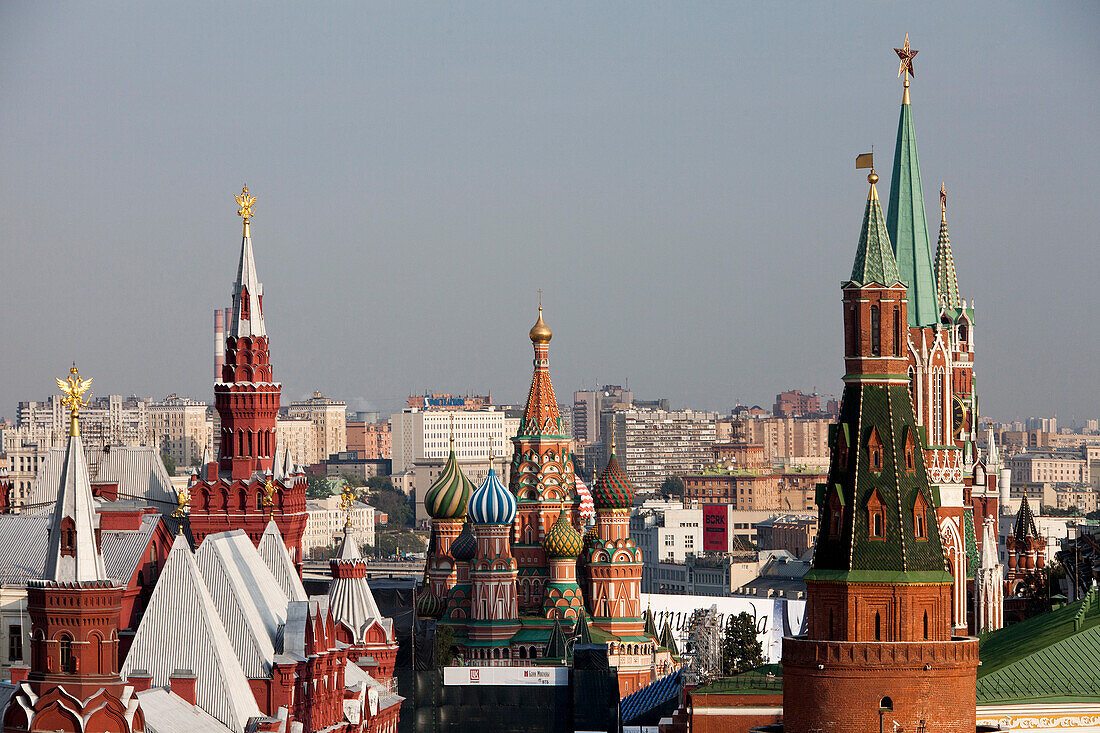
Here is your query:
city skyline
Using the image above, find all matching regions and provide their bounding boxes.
[1,4,1097,422]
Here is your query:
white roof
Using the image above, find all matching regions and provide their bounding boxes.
[258,521,307,602]
[328,526,386,643]
[30,443,176,510]
[137,688,235,733]
[122,535,261,733]
[195,530,289,678]
[42,435,108,583]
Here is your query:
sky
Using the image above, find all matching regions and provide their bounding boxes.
[0,3,1097,424]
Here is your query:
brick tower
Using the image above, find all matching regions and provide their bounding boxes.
[508,304,579,612]
[780,166,978,733]
[188,188,307,564]
[4,368,145,733]
[423,431,475,606]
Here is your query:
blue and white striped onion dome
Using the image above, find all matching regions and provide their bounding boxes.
[468,466,517,525]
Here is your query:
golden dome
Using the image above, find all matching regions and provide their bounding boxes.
[529,306,552,344]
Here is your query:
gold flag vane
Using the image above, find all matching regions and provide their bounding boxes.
[262,476,277,522]
[236,186,257,236]
[339,485,355,527]
[172,486,192,533]
[56,365,93,437]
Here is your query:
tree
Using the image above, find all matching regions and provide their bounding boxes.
[435,623,457,666]
[660,476,685,499]
[160,450,177,477]
[369,485,413,527]
[720,612,764,676]
[307,475,335,499]
[366,475,394,492]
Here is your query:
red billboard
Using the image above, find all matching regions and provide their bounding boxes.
[702,504,728,552]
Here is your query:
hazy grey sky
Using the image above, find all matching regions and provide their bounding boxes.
[1,3,1097,422]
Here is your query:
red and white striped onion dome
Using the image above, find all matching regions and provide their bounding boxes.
[575,474,595,521]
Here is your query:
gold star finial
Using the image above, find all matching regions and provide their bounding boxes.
[895,34,918,102]
[56,365,93,437]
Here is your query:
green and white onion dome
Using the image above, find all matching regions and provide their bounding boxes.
[424,448,475,520]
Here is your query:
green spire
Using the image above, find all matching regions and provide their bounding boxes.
[934,185,961,311]
[849,172,901,287]
[544,619,570,661]
[887,89,938,327]
[659,622,679,656]
[574,611,592,645]
[643,607,658,638]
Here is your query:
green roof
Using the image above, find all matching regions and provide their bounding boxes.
[811,384,949,579]
[849,180,901,287]
[934,209,961,311]
[887,93,938,327]
[978,588,1100,703]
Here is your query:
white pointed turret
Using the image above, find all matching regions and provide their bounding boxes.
[43,394,108,583]
[230,186,266,339]
[328,523,385,642]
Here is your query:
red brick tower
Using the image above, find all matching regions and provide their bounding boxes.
[188,188,307,564]
[508,303,579,612]
[4,368,145,733]
[781,169,978,733]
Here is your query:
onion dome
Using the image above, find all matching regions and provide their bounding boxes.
[425,445,474,520]
[468,464,517,525]
[574,473,595,521]
[529,305,552,344]
[415,586,443,619]
[543,510,583,559]
[583,526,599,547]
[593,446,635,510]
[450,522,477,562]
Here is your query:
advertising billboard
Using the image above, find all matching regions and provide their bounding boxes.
[443,666,570,686]
[702,504,728,552]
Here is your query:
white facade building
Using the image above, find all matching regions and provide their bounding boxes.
[303,495,376,558]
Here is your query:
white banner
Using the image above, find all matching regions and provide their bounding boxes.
[443,666,570,686]
[640,593,807,663]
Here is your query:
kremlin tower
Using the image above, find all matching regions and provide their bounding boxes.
[781,161,978,732]
[187,188,308,565]
[4,368,145,733]
[882,35,998,633]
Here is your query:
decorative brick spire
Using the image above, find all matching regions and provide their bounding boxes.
[934,182,962,311]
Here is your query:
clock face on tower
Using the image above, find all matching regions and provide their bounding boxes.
[952,396,967,438]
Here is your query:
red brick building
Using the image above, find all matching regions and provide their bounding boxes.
[346,422,391,460]
[188,188,308,568]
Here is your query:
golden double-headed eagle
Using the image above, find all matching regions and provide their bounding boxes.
[236,186,257,221]
[56,366,93,435]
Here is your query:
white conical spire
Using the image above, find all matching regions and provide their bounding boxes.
[230,187,266,339]
[986,426,1000,465]
[328,523,383,642]
[43,432,109,583]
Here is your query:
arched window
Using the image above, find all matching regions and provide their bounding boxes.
[60,517,77,557]
[870,305,881,356]
[904,428,916,472]
[867,490,885,539]
[836,429,848,470]
[868,427,883,471]
[923,611,929,640]
[913,492,929,540]
[874,612,882,641]
[893,307,902,357]
[958,323,968,345]
[880,697,893,712]
[933,369,945,444]
[59,635,74,673]
[828,488,843,538]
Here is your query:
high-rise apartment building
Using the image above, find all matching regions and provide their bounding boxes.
[347,421,391,460]
[17,394,150,449]
[286,392,347,461]
[148,394,213,467]
[604,408,717,495]
[571,385,632,444]
[731,416,832,462]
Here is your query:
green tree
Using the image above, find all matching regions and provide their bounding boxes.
[307,475,335,499]
[369,485,413,527]
[367,475,394,492]
[660,476,685,499]
[160,450,177,476]
[435,623,456,665]
[720,612,764,676]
